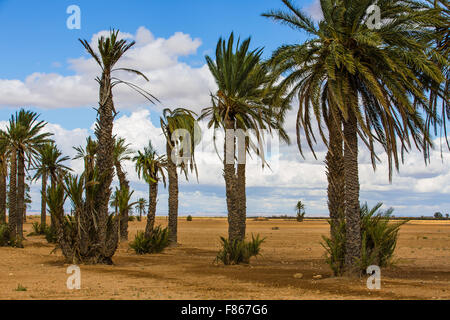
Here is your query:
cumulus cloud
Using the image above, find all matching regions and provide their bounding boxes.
[0,27,215,112]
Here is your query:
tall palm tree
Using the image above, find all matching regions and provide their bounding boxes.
[0,137,8,225]
[263,0,445,274]
[160,108,200,244]
[33,142,71,228]
[135,198,147,222]
[200,33,288,242]
[134,141,166,237]
[113,136,133,240]
[2,109,52,240]
[79,29,158,251]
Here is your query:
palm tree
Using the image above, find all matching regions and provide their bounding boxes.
[160,108,200,245]
[0,137,8,225]
[113,136,133,240]
[200,33,288,242]
[135,198,147,222]
[263,0,445,274]
[79,29,158,251]
[295,201,305,222]
[2,109,52,240]
[33,142,71,228]
[134,141,166,237]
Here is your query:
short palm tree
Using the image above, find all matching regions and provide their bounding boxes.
[134,141,166,237]
[113,136,133,240]
[2,109,52,239]
[161,108,200,244]
[79,29,158,251]
[33,142,71,228]
[135,198,147,222]
[295,201,305,222]
[0,136,8,225]
[200,33,288,242]
[263,0,445,274]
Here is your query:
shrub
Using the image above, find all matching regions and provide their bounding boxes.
[322,203,407,276]
[0,224,22,248]
[44,225,58,244]
[128,215,136,222]
[15,284,27,292]
[0,224,9,246]
[187,215,193,222]
[28,222,46,236]
[215,234,265,265]
[129,226,169,254]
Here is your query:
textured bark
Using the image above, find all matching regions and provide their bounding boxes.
[0,158,6,225]
[343,110,361,274]
[94,70,117,259]
[16,150,25,239]
[8,150,17,239]
[145,182,158,237]
[115,162,129,241]
[40,172,47,228]
[167,141,179,244]
[236,162,246,242]
[224,118,240,242]
[325,113,345,239]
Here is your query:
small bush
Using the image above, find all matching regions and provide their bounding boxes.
[322,203,407,276]
[15,284,27,292]
[0,224,23,248]
[44,225,58,244]
[187,215,193,222]
[215,234,265,265]
[128,215,136,222]
[129,226,169,254]
[28,222,46,236]
[0,224,9,246]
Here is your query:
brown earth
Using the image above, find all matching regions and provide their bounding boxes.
[1,216,449,300]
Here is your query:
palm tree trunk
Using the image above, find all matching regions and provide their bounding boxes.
[343,109,361,275]
[0,159,6,225]
[224,118,239,242]
[145,182,158,237]
[16,149,25,239]
[167,141,179,245]
[325,113,345,239]
[8,150,17,239]
[236,162,246,242]
[95,71,117,261]
[115,163,129,240]
[40,172,47,228]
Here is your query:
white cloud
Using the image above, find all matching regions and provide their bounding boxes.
[0,27,215,112]
[304,0,323,21]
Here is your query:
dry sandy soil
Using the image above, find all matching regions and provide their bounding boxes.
[1,216,449,300]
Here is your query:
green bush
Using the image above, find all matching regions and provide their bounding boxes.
[44,225,58,244]
[128,215,136,222]
[0,223,23,248]
[215,234,265,265]
[129,226,169,254]
[0,224,9,246]
[28,222,46,236]
[187,215,193,222]
[322,203,407,276]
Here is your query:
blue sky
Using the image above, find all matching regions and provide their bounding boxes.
[0,0,448,217]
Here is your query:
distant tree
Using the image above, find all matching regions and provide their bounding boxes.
[446,213,449,219]
[295,201,306,222]
[434,212,444,219]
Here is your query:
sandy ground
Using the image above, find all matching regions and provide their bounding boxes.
[0,216,449,300]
